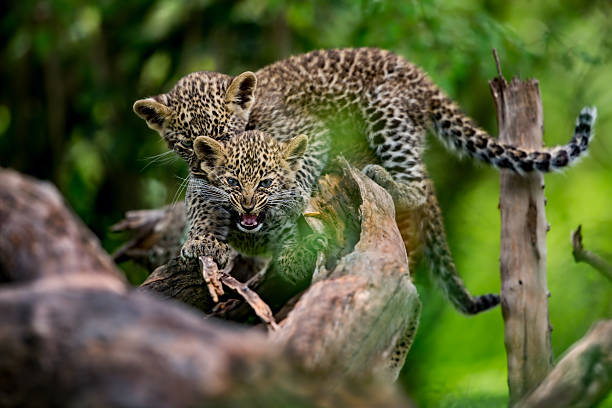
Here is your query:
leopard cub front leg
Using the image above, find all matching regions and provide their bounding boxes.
[272,231,328,287]
[256,229,328,309]
[181,185,232,268]
[181,233,231,268]
[270,225,328,287]
[362,164,427,211]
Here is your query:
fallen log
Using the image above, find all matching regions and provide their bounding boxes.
[0,167,414,407]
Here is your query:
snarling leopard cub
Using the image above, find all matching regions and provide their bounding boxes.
[183,129,323,288]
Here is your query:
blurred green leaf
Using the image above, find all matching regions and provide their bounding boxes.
[139,51,172,91]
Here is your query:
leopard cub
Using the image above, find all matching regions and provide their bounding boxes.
[184,129,321,286]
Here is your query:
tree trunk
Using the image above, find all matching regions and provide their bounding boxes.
[489,71,553,405]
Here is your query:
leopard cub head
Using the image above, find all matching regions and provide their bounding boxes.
[133,71,257,167]
[190,130,308,233]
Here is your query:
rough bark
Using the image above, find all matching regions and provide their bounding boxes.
[489,72,553,404]
[272,161,421,379]
[0,167,414,407]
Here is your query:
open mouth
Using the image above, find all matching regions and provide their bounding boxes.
[236,213,264,233]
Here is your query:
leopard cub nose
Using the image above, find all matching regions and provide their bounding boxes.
[241,202,255,213]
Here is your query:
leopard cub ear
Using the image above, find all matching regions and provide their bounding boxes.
[283,134,308,169]
[225,72,257,121]
[194,136,227,173]
[133,97,171,133]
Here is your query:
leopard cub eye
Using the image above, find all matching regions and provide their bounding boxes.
[226,177,239,187]
[258,179,273,188]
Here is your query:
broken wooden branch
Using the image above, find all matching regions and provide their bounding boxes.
[571,225,612,282]
[218,267,279,330]
[111,204,185,270]
[518,319,612,408]
[489,57,553,404]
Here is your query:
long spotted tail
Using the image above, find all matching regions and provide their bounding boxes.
[429,91,596,173]
[398,181,500,315]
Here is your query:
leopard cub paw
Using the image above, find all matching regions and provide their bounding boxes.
[362,164,394,189]
[180,237,230,268]
[180,237,204,259]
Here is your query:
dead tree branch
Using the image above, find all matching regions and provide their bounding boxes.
[110,204,185,270]
[489,65,553,403]
[572,225,612,282]
[518,319,612,408]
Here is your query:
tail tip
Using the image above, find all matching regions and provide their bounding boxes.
[579,106,597,125]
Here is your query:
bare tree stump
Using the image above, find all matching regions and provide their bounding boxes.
[489,61,553,404]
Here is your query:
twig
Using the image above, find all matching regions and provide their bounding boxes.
[571,225,612,282]
[199,255,278,330]
[492,48,504,80]
[199,256,224,302]
[220,273,279,331]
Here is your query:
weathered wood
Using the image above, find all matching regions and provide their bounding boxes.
[489,73,553,404]
[0,167,414,407]
[518,320,612,408]
[0,169,122,283]
[273,161,421,380]
[0,273,415,408]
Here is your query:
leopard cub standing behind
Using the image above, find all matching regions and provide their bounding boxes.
[185,129,324,288]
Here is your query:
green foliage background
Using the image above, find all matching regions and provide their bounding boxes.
[1,0,611,406]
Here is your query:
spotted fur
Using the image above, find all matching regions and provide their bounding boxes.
[183,130,310,263]
[134,47,596,317]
